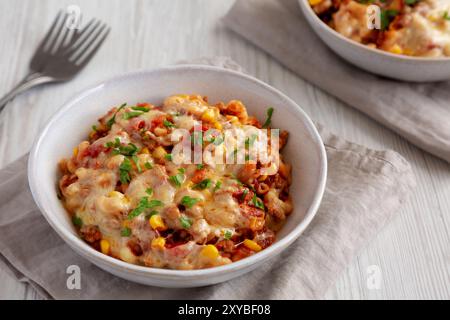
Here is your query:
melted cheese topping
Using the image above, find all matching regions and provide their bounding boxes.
[58,95,292,270]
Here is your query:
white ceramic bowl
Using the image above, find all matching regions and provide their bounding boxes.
[28,65,327,288]
[298,0,450,82]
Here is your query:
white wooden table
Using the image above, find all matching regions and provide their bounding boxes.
[0,0,448,300]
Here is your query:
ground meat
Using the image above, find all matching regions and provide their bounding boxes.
[127,239,143,256]
[80,225,102,243]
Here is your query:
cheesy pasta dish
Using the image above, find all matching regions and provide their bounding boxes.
[310,0,450,57]
[58,94,292,270]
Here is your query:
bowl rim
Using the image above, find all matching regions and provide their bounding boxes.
[298,0,450,62]
[28,65,327,278]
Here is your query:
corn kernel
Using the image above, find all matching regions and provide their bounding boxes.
[151,237,166,249]
[213,121,223,130]
[152,146,167,160]
[309,0,323,5]
[389,44,403,55]
[149,214,167,231]
[73,147,79,157]
[200,244,219,259]
[201,109,216,122]
[226,115,240,124]
[108,191,125,198]
[100,239,110,254]
[140,147,150,154]
[243,239,262,252]
[403,48,414,56]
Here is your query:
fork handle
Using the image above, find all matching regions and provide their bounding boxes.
[0,72,54,113]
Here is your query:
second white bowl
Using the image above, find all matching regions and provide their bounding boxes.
[299,0,450,82]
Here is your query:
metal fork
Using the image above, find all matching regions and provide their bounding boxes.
[0,11,110,112]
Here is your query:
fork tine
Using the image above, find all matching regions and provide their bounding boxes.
[70,23,107,63]
[49,12,70,53]
[43,12,67,53]
[33,11,63,54]
[76,27,110,69]
[63,12,83,46]
[58,13,74,49]
[66,19,101,55]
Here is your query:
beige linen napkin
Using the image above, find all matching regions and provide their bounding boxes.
[223,0,450,164]
[0,58,415,299]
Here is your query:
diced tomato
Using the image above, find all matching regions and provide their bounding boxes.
[82,143,106,158]
[231,245,254,262]
[150,115,165,130]
[131,118,147,131]
[191,168,207,183]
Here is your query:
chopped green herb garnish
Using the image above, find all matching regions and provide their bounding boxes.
[241,189,249,201]
[169,173,184,187]
[119,157,132,184]
[194,178,212,190]
[380,9,399,30]
[123,143,139,156]
[123,111,143,120]
[404,0,417,5]
[178,167,186,174]
[181,196,200,208]
[131,155,142,173]
[105,139,139,157]
[163,119,175,128]
[250,194,265,210]
[72,215,83,227]
[131,106,150,112]
[128,197,163,219]
[121,227,131,237]
[214,181,222,191]
[165,153,173,161]
[196,164,204,170]
[179,216,193,229]
[262,107,274,128]
[224,230,232,240]
[106,103,126,128]
[444,11,450,20]
[145,188,153,195]
[144,161,153,169]
[245,134,258,148]
[92,125,98,131]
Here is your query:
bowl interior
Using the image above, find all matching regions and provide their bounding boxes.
[29,65,326,275]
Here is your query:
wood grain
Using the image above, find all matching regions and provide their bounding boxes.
[0,0,448,299]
